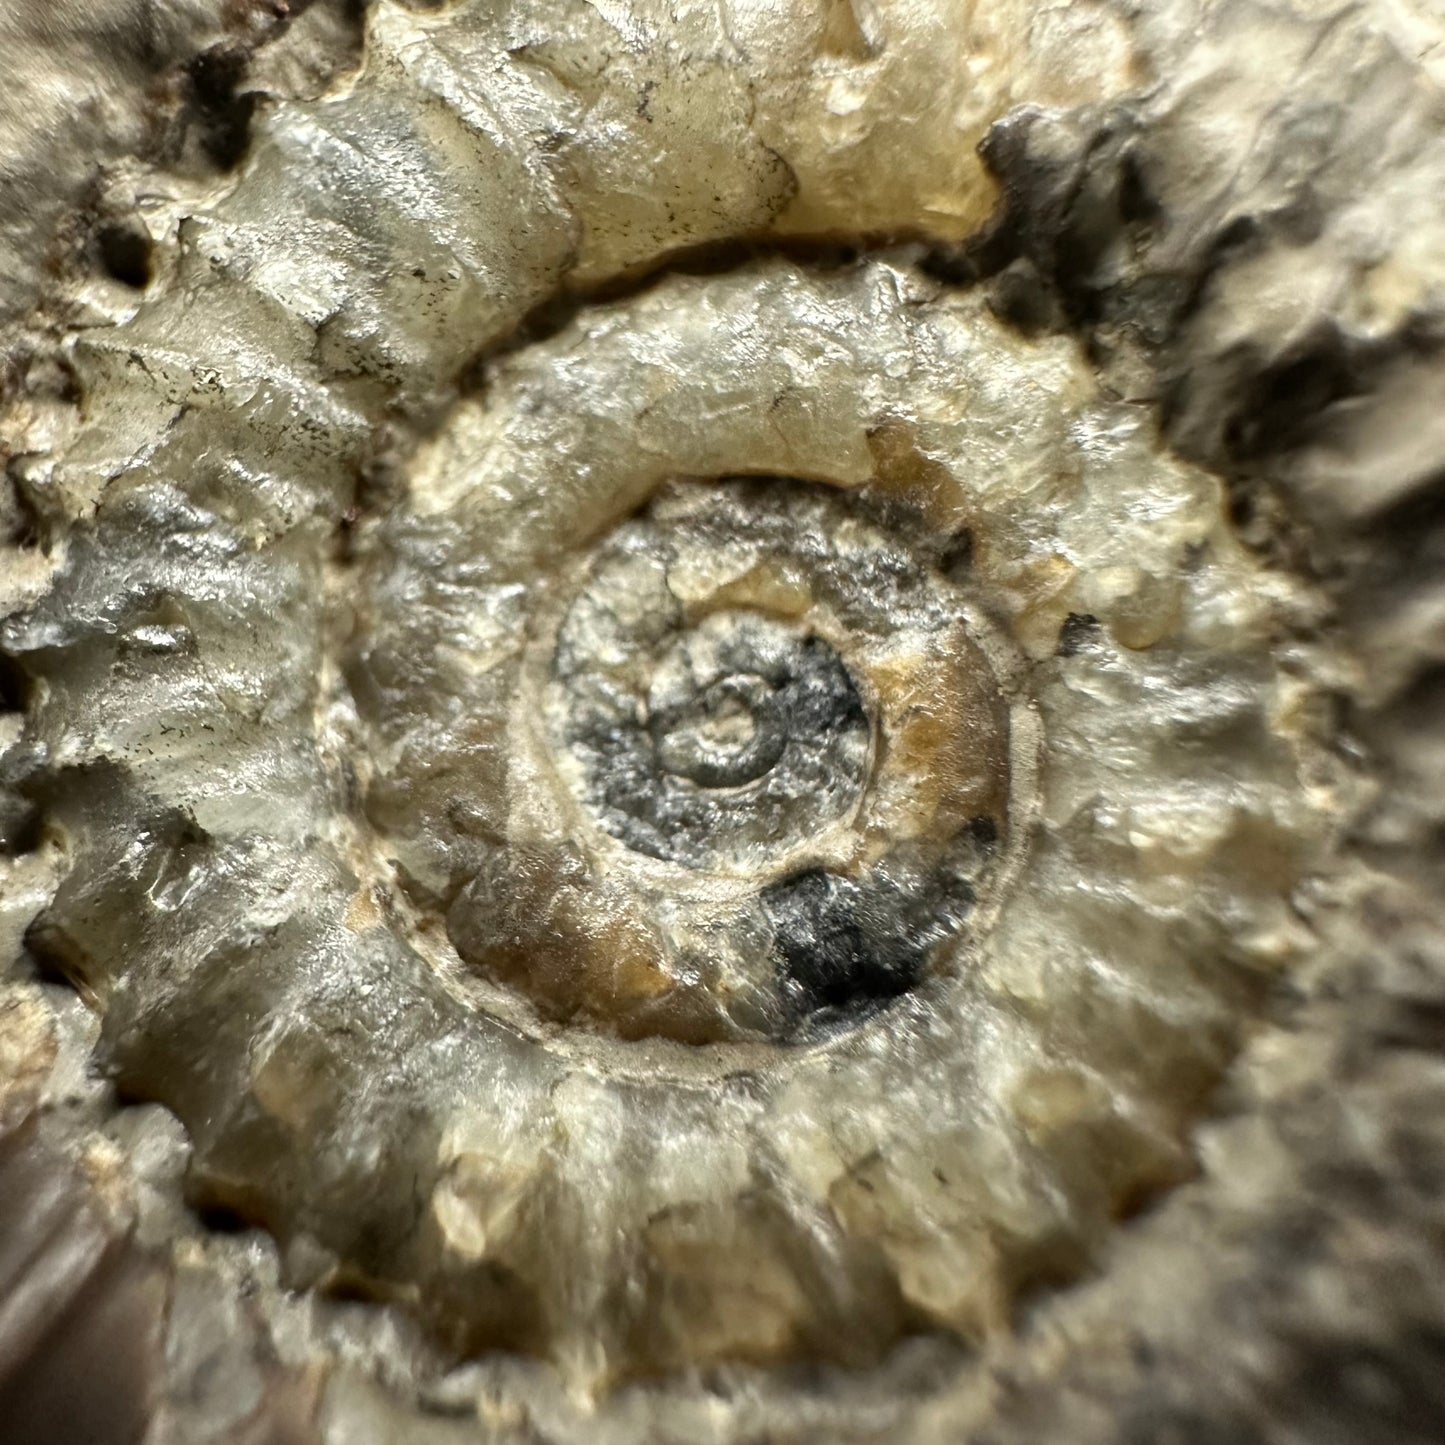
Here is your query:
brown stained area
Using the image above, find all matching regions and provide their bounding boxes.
[863,624,1011,846]
[419,1150,554,1360]
[619,1193,912,1379]
[445,845,734,1043]
[419,1171,551,1360]
[866,420,974,536]
[342,883,383,933]
[818,0,874,60]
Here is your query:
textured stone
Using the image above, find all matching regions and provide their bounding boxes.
[0,0,1442,1441]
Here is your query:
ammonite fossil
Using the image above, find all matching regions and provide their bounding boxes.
[1,1,1443,1442]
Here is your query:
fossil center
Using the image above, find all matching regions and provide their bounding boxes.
[436,477,1019,1046]
[554,603,871,871]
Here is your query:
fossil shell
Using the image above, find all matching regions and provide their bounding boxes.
[1,0,1443,1441]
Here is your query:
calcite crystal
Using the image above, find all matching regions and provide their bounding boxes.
[1,1,1443,1443]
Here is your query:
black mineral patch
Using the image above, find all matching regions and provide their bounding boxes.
[95,221,152,290]
[762,868,926,1030]
[1057,612,1101,657]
